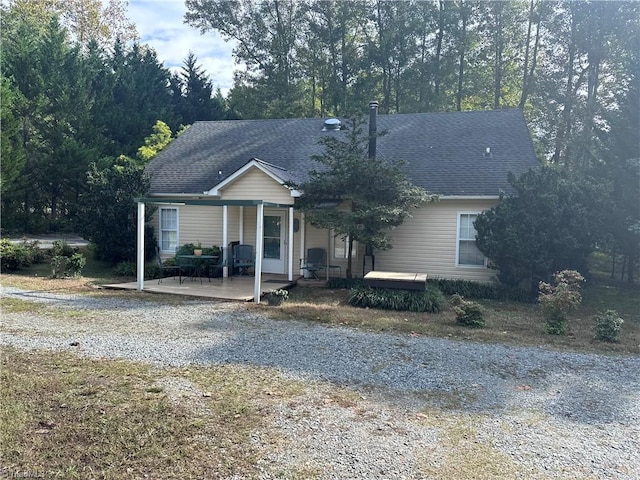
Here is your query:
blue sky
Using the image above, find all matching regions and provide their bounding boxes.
[127,0,237,94]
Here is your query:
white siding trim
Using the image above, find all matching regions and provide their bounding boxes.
[455,211,487,268]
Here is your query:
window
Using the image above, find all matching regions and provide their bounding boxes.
[160,208,178,252]
[457,213,485,267]
[334,234,357,259]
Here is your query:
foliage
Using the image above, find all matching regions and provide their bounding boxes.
[175,243,220,257]
[348,285,444,313]
[50,240,76,258]
[0,239,33,272]
[450,294,485,328]
[75,156,156,264]
[475,168,602,292]
[295,116,434,277]
[48,240,86,278]
[538,270,584,335]
[326,277,367,289]
[268,289,289,299]
[136,120,174,163]
[593,310,624,343]
[112,261,162,280]
[426,279,533,303]
[66,253,87,277]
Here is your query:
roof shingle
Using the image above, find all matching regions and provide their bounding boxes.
[146,109,539,197]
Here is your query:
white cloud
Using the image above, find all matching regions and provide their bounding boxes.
[127,0,237,94]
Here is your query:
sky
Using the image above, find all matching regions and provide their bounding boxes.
[127,0,237,94]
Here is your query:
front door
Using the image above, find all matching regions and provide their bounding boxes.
[262,212,286,273]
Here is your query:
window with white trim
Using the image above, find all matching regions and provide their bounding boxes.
[334,234,357,259]
[160,207,178,252]
[457,213,486,266]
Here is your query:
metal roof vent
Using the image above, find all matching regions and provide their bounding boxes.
[322,118,341,131]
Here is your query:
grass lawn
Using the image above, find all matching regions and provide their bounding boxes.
[0,347,307,479]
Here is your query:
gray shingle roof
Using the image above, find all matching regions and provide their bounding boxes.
[146,109,539,197]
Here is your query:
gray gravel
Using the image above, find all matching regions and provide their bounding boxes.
[2,286,639,479]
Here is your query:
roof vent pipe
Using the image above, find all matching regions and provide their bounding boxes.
[368,101,378,160]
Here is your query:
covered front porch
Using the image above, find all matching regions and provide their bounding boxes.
[104,274,296,301]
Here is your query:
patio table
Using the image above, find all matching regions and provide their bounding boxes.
[177,255,218,284]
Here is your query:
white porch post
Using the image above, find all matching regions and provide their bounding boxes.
[222,205,229,277]
[299,212,305,276]
[239,206,244,243]
[254,203,264,303]
[136,201,145,290]
[288,207,294,282]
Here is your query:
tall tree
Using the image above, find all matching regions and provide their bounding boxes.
[171,52,227,125]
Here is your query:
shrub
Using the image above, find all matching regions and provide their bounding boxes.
[326,277,367,289]
[0,239,32,272]
[50,239,76,257]
[426,278,533,302]
[348,285,444,313]
[50,255,66,278]
[450,294,485,328]
[113,261,162,280]
[594,310,624,342]
[538,270,584,335]
[66,253,86,277]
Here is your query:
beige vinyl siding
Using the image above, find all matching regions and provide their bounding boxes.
[375,199,498,283]
[221,168,294,204]
[151,204,242,258]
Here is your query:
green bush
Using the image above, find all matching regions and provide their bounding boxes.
[348,285,444,313]
[66,253,86,277]
[593,310,624,342]
[113,261,162,280]
[50,255,66,278]
[0,239,32,272]
[326,277,367,289]
[50,239,76,257]
[450,294,485,328]
[539,270,584,335]
[427,278,533,302]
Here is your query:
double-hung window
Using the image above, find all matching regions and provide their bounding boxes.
[334,234,356,259]
[160,207,178,253]
[457,213,486,267]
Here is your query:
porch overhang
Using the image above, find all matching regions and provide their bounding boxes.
[134,197,295,304]
[135,197,294,208]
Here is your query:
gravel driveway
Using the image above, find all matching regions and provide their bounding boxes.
[2,286,639,479]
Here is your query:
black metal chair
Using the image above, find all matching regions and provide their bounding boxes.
[300,247,326,279]
[156,246,181,284]
[233,244,255,276]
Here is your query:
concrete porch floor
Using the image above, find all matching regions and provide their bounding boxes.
[102,274,297,301]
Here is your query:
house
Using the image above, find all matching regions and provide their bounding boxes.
[135,106,539,301]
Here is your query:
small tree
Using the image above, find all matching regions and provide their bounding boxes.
[294,117,436,277]
[76,156,156,264]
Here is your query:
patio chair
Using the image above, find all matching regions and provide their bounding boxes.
[233,244,255,276]
[156,246,181,284]
[207,253,226,281]
[300,247,326,280]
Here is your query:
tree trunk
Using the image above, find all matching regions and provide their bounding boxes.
[456,3,467,111]
[519,0,534,108]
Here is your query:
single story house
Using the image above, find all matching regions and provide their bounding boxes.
[135,106,538,301]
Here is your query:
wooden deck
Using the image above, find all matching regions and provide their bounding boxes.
[102,274,296,301]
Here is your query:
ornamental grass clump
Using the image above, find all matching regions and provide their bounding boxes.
[593,309,624,343]
[538,270,584,335]
[450,294,485,328]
